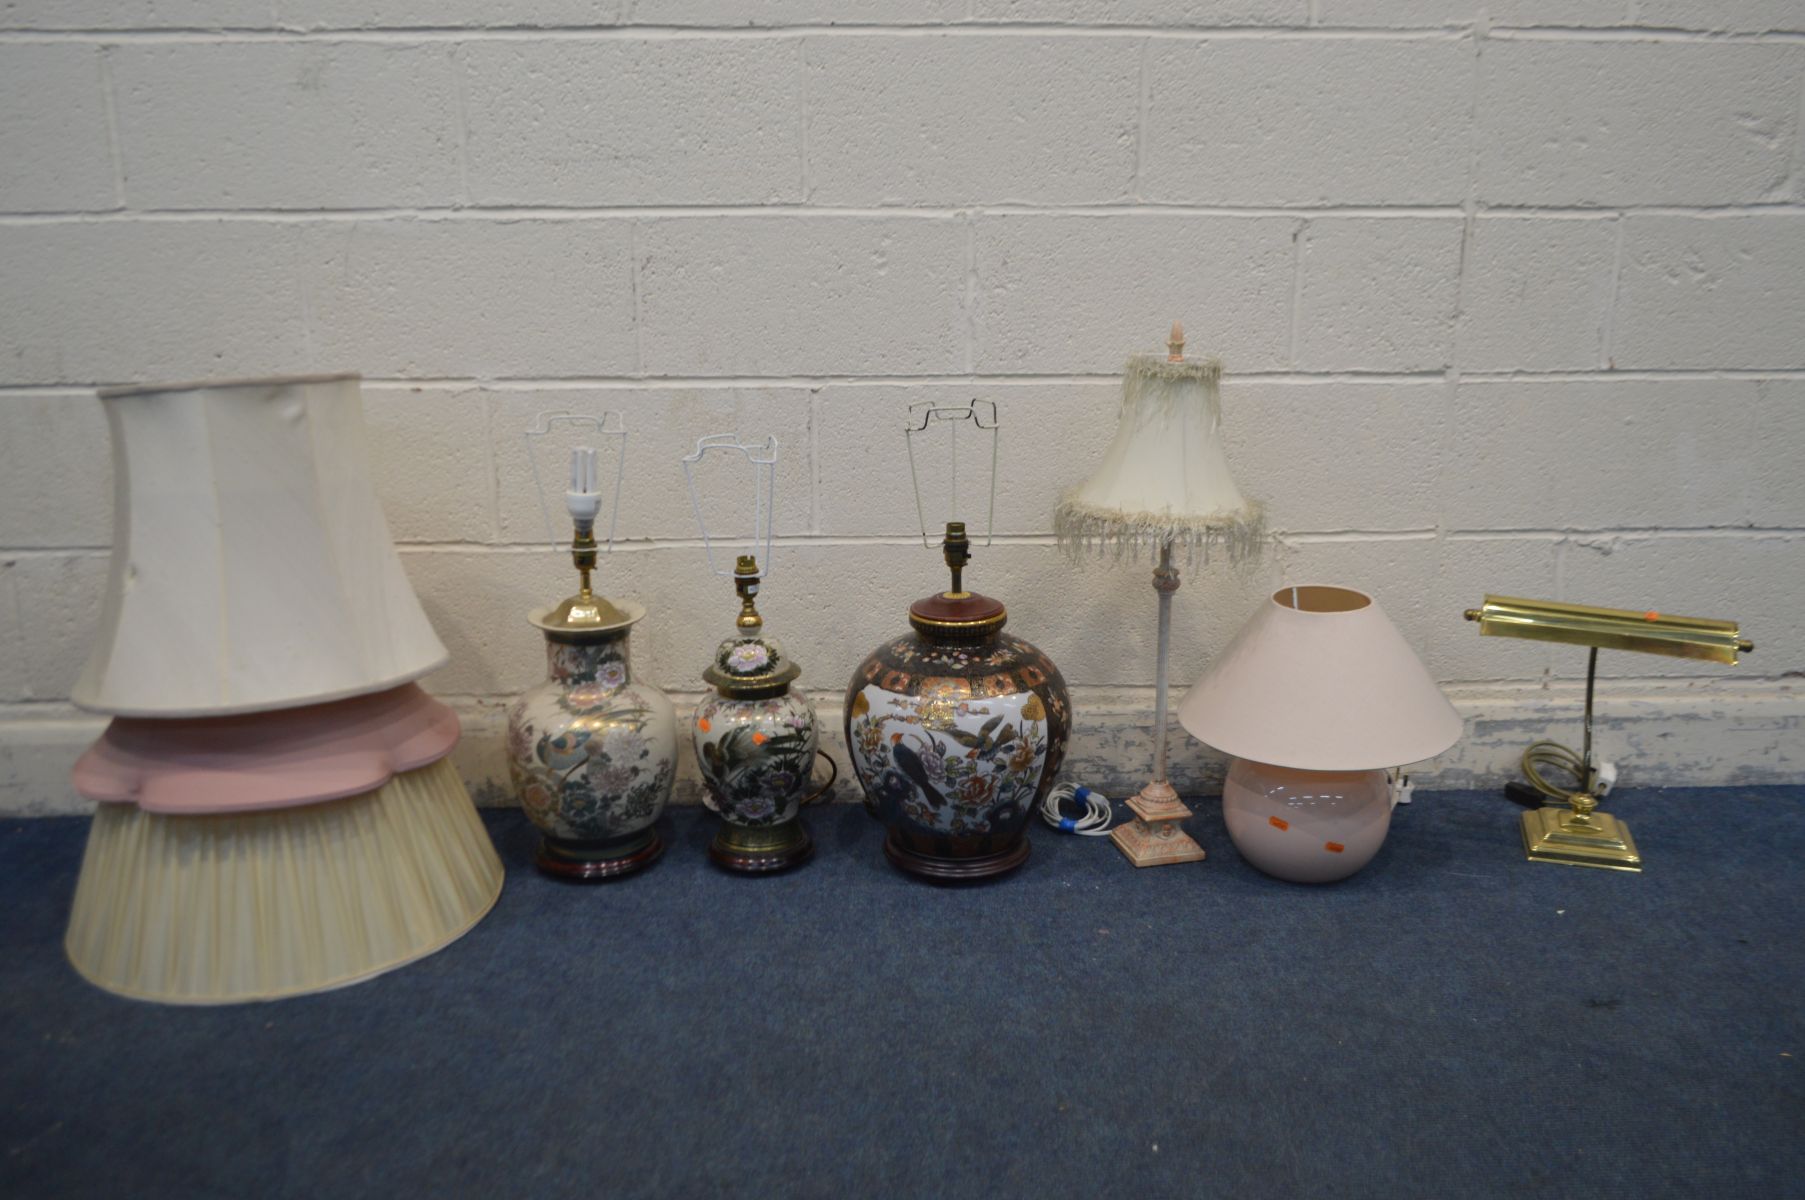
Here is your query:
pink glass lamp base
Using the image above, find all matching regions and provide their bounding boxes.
[1221,759,1391,883]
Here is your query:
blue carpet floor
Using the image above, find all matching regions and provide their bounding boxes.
[2,788,1801,1199]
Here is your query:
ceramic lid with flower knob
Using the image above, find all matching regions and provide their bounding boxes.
[703,556,801,699]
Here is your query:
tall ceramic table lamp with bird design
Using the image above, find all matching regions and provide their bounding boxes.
[505,412,676,880]
[1056,324,1265,867]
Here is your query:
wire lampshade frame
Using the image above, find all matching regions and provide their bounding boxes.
[524,410,628,554]
[905,398,999,551]
[682,433,779,579]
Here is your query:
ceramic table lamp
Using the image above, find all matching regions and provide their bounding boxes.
[1055,324,1262,867]
[846,401,1071,882]
[506,421,677,880]
[682,433,832,874]
[63,374,503,1004]
[1178,585,1462,883]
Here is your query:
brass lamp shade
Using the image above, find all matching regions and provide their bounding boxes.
[1464,595,1751,665]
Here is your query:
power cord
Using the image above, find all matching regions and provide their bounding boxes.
[1040,782,1115,836]
[1510,740,1620,809]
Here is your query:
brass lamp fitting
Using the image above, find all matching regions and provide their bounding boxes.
[571,517,598,600]
[734,555,764,632]
[942,521,971,598]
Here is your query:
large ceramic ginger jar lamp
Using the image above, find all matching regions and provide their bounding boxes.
[64,374,503,1004]
[693,555,830,872]
[846,521,1070,882]
[507,446,676,880]
[1178,585,1462,883]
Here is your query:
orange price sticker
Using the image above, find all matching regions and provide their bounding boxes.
[1324,841,1346,854]
[1268,816,1289,831]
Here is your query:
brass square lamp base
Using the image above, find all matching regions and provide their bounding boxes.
[1521,805,1642,872]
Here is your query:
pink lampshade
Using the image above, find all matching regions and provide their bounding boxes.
[1177,585,1461,771]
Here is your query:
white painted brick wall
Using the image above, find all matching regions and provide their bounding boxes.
[1141,39,1472,206]
[806,36,1140,206]
[461,40,805,206]
[111,43,465,209]
[2,4,1801,808]
[973,213,1297,372]
[1294,217,1464,371]
[1474,41,1801,207]
[0,45,115,212]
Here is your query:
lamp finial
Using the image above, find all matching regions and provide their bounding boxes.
[1167,321,1184,362]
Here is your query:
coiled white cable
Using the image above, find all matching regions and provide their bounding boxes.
[1040,782,1115,836]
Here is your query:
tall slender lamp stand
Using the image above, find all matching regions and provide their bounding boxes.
[1109,539,1208,864]
[1054,322,1264,868]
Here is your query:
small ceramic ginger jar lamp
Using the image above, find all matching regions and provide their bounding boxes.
[845,521,1071,882]
[692,555,828,873]
[507,448,676,880]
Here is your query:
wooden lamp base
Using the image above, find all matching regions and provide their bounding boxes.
[883,829,1031,883]
[536,826,665,881]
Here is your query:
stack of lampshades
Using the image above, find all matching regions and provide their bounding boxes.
[63,375,503,1005]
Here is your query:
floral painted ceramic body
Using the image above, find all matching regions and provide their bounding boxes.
[848,619,1070,881]
[508,623,677,877]
[694,688,817,829]
[691,592,825,873]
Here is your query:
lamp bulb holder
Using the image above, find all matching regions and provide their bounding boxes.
[733,555,764,632]
[941,520,972,598]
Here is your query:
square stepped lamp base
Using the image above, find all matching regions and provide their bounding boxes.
[1521,804,1642,872]
[64,757,504,1005]
[1109,782,1207,868]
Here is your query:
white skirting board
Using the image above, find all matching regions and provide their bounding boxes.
[3,679,1799,816]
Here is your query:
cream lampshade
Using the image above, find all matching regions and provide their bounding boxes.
[72,373,447,717]
[63,374,501,1004]
[1055,342,1261,558]
[1054,325,1263,868]
[1178,585,1462,883]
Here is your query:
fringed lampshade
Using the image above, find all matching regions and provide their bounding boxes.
[1054,325,1264,868]
[64,375,502,1004]
[1055,347,1262,561]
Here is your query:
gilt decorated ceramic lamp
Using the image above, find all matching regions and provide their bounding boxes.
[1055,324,1264,868]
[682,433,833,873]
[506,413,676,880]
[845,400,1070,882]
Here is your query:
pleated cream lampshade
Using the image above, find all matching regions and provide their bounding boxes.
[64,374,502,1004]
[73,373,447,717]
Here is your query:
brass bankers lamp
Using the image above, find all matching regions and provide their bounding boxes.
[1463,595,1754,872]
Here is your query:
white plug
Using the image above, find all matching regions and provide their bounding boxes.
[1593,760,1619,797]
[1390,772,1414,808]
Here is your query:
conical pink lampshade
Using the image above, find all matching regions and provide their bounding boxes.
[1178,585,1461,771]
